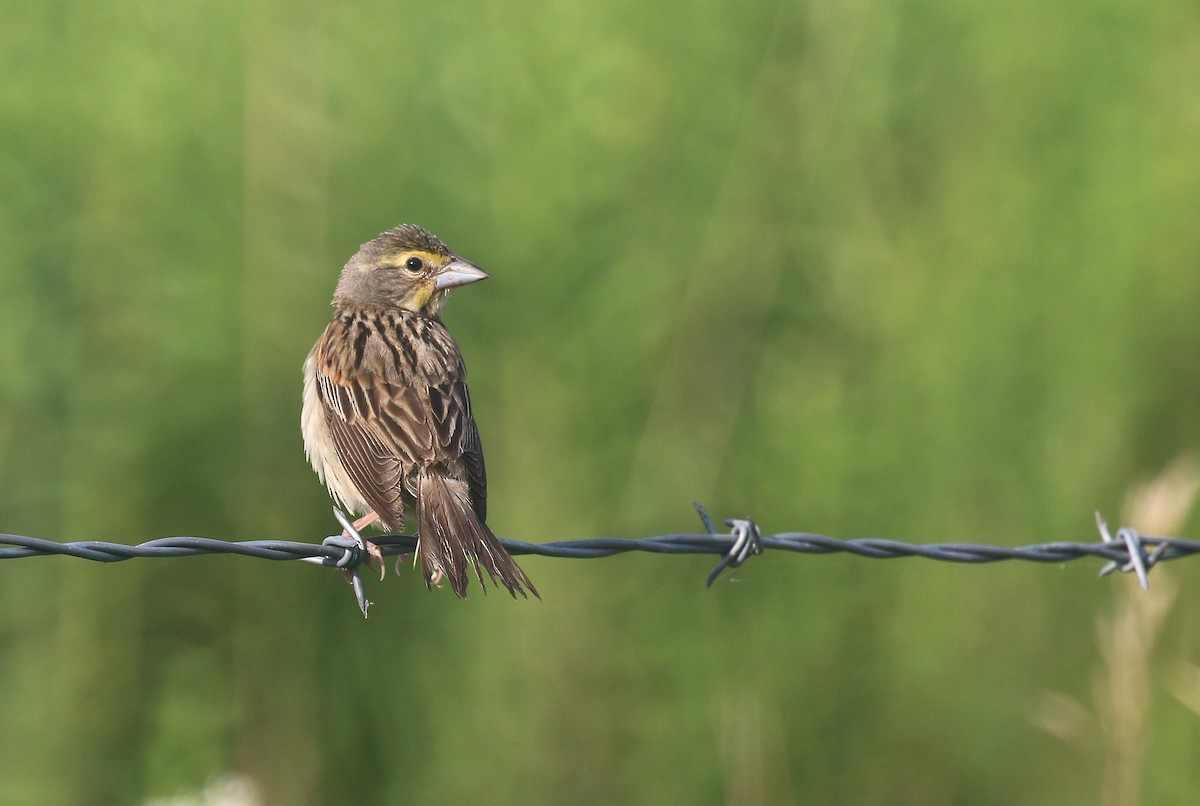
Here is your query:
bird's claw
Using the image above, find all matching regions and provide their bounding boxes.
[332,507,386,581]
[361,539,385,581]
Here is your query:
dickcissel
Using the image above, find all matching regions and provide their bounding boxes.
[302,224,537,599]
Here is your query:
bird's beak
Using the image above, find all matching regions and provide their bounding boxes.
[435,258,490,290]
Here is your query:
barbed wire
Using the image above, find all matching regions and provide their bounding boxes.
[1,504,1195,617]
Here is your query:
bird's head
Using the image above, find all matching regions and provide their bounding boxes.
[333,224,488,316]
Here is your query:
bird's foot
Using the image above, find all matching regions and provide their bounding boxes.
[335,510,386,582]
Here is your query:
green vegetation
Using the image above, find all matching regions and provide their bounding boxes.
[2,0,1199,803]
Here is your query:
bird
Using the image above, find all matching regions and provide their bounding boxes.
[301,224,537,599]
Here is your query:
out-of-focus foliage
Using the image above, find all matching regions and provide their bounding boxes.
[2,0,1199,803]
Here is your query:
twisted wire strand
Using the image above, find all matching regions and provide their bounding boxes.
[3,517,1194,568]
[7,531,1195,564]
[2,506,1190,616]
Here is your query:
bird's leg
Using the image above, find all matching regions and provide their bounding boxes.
[351,511,380,531]
[341,510,386,581]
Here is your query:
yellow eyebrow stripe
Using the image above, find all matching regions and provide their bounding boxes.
[379,250,445,270]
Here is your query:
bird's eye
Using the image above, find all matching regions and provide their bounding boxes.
[404,256,424,273]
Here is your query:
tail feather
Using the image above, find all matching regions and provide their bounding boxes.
[415,470,539,599]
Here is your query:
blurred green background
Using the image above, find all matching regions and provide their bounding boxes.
[3,0,1200,803]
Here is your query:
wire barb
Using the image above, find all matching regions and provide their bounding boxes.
[329,508,372,616]
[1094,511,1164,590]
[696,502,764,587]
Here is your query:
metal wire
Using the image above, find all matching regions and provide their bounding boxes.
[2,504,1194,617]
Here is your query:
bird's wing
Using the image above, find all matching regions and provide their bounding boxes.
[444,377,487,521]
[313,318,433,528]
[314,316,487,527]
[315,372,423,528]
